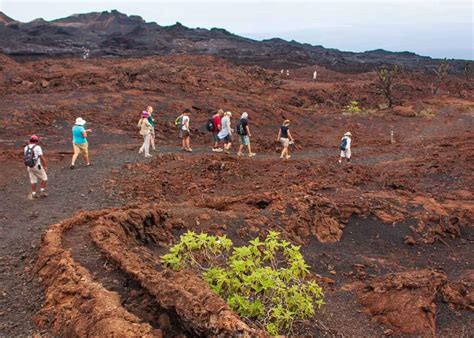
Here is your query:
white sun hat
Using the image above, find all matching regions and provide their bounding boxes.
[75,117,86,126]
[344,132,352,136]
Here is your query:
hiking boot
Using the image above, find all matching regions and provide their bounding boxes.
[28,192,38,200]
[248,152,256,157]
[186,148,193,152]
[237,152,243,156]
[145,154,152,158]
[39,191,48,198]
[70,164,75,169]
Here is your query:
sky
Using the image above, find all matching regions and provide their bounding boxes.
[1,0,473,60]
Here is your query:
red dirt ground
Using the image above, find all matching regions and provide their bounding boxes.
[0,53,473,336]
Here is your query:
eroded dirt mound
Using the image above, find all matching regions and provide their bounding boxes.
[34,210,157,337]
[441,270,474,312]
[358,269,447,335]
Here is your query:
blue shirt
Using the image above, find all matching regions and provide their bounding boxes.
[72,125,87,144]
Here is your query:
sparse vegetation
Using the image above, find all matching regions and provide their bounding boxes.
[342,101,362,115]
[431,59,450,96]
[161,231,324,335]
[376,66,399,108]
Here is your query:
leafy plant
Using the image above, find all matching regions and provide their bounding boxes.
[343,101,361,115]
[161,231,324,335]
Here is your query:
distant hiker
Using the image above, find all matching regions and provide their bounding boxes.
[313,70,317,81]
[286,69,290,77]
[218,111,233,154]
[236,112,256,157]
[24,135,48,199]
[280,69,284,74]
[146,106,156,151]
[180,108,192,152]
[339,132,352,163]
[277,119,294,160]
[70,117,91,169]
[209,109,224,152]
[137,111,153,158]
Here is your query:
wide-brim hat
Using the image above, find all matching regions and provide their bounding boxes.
[344,132,352,136]
[75,117,86,126]
[142,111,150,117]
[225,111,232,116]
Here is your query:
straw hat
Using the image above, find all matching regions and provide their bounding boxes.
[75,117,86,126]
[344,132,352,137]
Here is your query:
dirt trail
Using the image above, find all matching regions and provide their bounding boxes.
[0,130,140,336]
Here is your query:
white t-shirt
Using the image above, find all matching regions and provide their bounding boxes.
[181,115,190,131]
[24,144,43,166]
[218,116,231,139]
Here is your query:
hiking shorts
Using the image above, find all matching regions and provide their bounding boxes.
[240,135,250,145]
[280,137,290,147]
[73,142,89,155]
[220,133,233,144]
[340,149,351,158]
[180,130,190,138]
[27,165,47,184]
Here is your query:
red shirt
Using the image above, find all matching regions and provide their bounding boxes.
[212,114,221,133]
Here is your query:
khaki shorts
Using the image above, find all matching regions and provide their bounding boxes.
[27,165,48,184]
[280,137,290,147]
[73,143,89,155]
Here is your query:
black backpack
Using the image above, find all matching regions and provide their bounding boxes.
[205,118,214,132]
[236,120,245,135]
[23,145,37,167]
[339,137,348,150]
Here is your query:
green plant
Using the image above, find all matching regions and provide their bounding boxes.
[343,101,361,115]
[431,58,450,96]
[161,231,324,335]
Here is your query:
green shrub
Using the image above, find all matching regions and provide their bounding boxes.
[343,101,362,115]
[161,231,324,335]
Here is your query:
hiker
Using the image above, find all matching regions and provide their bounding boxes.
[146,105,156,151]
[211,109,224,152]
[71,117,91,169]
[286,69,290,77]
[24,135,48,199]
[313,70,317,81]
[217,111,233,154]
[277,119,294,159]
[180,108,192,152]
[339,132,352,163]
[137,111,153,158]
[237,112,256,157]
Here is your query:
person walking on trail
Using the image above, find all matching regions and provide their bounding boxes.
[24,135,48,199]
[277,119,294,160]
[146,106,157,152]
[70,117,91,169]
[211,109,224,152]
[137,111,153,158]
[236,112,256,157]
[218,111,233,154]
[180,108,192,152]
[339,132,352,163]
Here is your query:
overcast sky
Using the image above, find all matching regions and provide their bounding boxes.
[1,0,472,60]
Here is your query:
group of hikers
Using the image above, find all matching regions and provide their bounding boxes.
[22,107,352,199]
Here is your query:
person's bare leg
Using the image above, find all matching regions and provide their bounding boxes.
[182,137,186,149]
[40,180,47,190]
[31,183,37,194]
[247,144,253,154]
[84,152,90,165]
[238,144,244,155]
[71,149,79,166]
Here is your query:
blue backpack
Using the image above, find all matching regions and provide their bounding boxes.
[339,137,348,150]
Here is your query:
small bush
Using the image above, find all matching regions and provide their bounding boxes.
[161,231,324,335]
[342,101,361,115]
